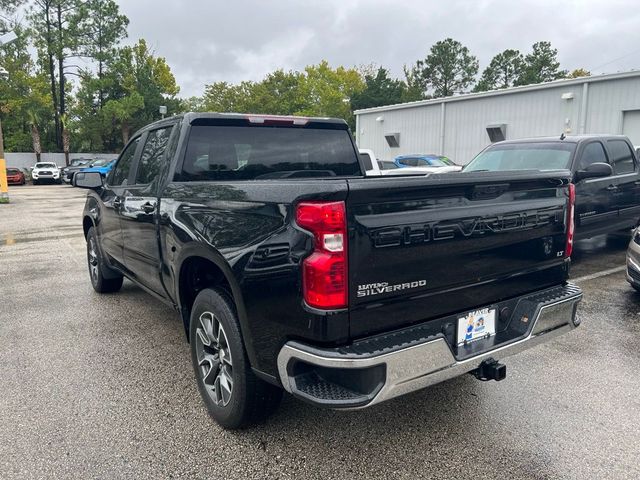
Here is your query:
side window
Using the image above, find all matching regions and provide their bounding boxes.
[110,137,140,186]
[607,140,636,175]
[401,158,418,167]
[135,127,173,185]
[578,142,608,170]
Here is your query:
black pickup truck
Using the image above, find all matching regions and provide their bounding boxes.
[465,135,640,240]
[76,113,582,429]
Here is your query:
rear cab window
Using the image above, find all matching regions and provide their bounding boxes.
[176,122,361,181]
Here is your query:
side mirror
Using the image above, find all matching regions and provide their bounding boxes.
[74,171,103,189]
[574,162,613,182]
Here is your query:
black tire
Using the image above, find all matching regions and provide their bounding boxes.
[86,227,123,293]
[632,284,640,293]
[189,288,282,429]
[33,180,38,185]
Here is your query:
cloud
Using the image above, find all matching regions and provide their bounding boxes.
[117,0,640,97]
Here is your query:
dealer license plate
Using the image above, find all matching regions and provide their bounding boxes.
[457,307,496,345]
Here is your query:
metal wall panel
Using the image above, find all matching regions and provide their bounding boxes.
[622,110,640,146]
[356,73,640,165]
[356,104,441,161]
[585,77,640,136]
[443,85,581,163]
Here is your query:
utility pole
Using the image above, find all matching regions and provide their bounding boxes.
[0,30,18,204]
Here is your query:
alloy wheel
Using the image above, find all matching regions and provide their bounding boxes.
[88,237,99,285]
[195,311,234,406]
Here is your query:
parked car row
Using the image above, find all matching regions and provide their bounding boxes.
[368,152,463,173]
[5,157,117,186]
[61,158,93,184]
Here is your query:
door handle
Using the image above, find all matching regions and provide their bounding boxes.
[606,185,618,191]
[142,202,156,214]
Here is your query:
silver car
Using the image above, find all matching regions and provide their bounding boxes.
[626,227,640,291]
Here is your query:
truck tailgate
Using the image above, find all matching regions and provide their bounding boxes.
[346,170,572,338]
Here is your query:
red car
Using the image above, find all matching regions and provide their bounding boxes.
[6,168,26,185]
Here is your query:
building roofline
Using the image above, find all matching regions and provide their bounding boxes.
[354,70,640,116]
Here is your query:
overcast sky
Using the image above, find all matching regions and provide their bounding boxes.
[118,0,640,98]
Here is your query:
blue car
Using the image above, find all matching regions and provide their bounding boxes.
[394,154,458,169]
[78,158,117,178]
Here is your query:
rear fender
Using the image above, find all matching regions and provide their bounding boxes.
[173,243,256,365]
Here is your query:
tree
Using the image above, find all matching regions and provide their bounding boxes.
[102,92,144,145]
[29,0,84,152]
[408,38,479,98]
[249,69,305,114]
[297,61,364,129]
[100,39,180,146]
[401,65,427,101]
[567,68,590,79]
[0,0,24,31]
[200,61,364,129]
[75,0,128,107]
[516,41,567,86]
[350,67,405,110]
[0,26,52,156]
[474,49,524,92]
[201,81,255,113]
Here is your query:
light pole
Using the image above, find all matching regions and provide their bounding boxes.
[0,30,18,204]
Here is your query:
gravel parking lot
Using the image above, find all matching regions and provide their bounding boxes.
[1,185,639,480]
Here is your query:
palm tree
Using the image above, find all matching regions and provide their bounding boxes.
[26,110,42,162]
[61,113,70,166]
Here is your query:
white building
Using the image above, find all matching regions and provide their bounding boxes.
[354,70,640,164]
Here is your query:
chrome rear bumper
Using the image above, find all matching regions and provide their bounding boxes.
[277,283,582,409]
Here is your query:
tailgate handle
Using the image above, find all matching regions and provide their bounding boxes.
[471,183,509,200]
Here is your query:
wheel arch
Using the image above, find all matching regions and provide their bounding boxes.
[175,246,253,360]
[82,215,95,239]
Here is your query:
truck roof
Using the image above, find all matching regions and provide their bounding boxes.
[135,112,349,135]
[495,134,630,145]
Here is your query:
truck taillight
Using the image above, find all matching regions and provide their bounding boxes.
[296,201,347,309]
[565,183,575,258]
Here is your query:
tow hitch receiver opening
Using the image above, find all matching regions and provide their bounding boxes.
[471,358,507,382]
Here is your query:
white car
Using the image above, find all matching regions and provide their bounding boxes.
[359,149,459,176]
[31,162,61,185]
